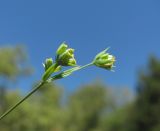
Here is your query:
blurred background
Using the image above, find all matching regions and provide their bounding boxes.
[0,0,160,131]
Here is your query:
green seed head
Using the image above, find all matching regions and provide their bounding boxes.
[56,43,76,66]
[68,58,76,66]
[93,48,115,70]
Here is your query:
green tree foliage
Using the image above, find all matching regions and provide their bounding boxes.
[0,83,63,131]
[97,106,130,131]
[92,56,160,131]
[0,45,32,115]
[63,83,108,131]
[0,45,32,79]
[127,56,160,131]
[0,82,111,131]
[2,45,160,131]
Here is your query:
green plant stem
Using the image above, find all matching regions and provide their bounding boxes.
[78,62,94,70]
[0,62,94,121]
[47,62,94,82]
[0,81,45,120]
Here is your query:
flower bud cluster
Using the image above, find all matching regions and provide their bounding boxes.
[93,48,115,70]
[56,43,76,66]
[42,42,77,81]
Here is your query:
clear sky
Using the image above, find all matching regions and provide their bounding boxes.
[0,0,160,92]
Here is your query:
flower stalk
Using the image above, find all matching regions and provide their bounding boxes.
[0,42,116,120]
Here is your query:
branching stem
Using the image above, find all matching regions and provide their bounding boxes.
[0,62,94,121]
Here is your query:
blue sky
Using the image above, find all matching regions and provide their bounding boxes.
[0,0,160,92]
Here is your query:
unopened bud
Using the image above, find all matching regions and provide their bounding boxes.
[68,58,76,66]
[43,58,53,71]
[56,43,68,55]
[56,43,76,66]
[93,48,115,70]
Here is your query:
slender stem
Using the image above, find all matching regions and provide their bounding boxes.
[47,62,94,82]
[78,62,94,70]
[0,62,94,120]
[0,81,45,120]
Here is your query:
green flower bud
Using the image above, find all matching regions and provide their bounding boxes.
[93,48,115,70]
[56,43,68,55]
[68,58,76,66]
[101,53,109,59]
[68,48,74,54]
[43,58,53,71]
[56,43,77,66]
[60,49,74,60]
